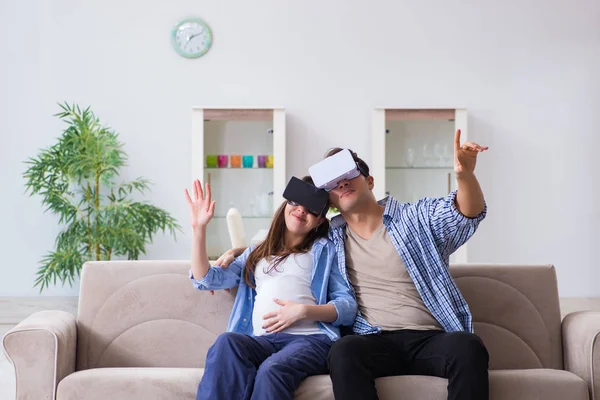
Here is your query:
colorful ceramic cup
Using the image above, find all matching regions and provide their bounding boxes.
[206,155,217,168]
[230,155,242,168]
[217,155,228,168]
[266,155,274,168]
[257,155,267,168]
[242,155,254,168]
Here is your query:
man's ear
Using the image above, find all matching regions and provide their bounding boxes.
[367,175,375,190]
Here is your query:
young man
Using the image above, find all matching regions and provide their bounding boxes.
[322,129,489,400]
[214,129,489,400]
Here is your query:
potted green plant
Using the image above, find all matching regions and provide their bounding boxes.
[23,103,182,292]
[326,206,340,220]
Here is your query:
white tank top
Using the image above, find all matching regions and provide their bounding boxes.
[252,251,322,336]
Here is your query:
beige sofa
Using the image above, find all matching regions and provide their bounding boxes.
[3,261,599,400]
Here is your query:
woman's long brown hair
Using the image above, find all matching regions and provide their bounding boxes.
[244,176,330,288]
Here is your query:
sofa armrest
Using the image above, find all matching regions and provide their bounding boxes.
[2,310,77,400]
[563,310,600,400]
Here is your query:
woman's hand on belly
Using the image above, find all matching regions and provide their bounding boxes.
[261,299,307,333]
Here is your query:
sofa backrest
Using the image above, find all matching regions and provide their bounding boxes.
[75,261,564,371]
[76,260,235,370]
[451,264,563,370]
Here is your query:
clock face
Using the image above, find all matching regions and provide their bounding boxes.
[171,18,213,58]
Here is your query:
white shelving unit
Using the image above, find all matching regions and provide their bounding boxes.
[191,107,286,258]
[371,108,469,263]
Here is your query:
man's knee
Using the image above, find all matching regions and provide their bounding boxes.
[327,335,370,370]
[447,332,489,367]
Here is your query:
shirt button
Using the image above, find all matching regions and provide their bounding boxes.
[243,318,247,322]
[248,296,251,300]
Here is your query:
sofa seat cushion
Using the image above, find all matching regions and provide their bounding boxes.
[298,369,588,400]
[56,367,588,400]
[57,368,203,400]
[488,369,588,400]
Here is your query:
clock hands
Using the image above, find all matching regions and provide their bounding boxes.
[185,29,205,43]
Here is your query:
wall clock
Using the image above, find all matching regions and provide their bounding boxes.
[171,17,213,59]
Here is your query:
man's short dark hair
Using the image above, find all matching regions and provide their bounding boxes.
[324,148,370,177]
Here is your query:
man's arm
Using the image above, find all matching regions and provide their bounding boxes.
[455,172,485,218]
[426,130,488,258]
[454,129,488,217]
[214,247,248,268]
[427,191,486,259]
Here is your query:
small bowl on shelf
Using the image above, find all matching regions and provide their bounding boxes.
[243,155,254,168]
[206,155,218,168]
[257,155,267,168]
[230,155,241,168]
[217,155,229,168]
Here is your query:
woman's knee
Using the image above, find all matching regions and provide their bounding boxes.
[256,358,282,377]
[209,332,246,355]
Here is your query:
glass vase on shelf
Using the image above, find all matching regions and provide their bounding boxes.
[405,148,415,167]
[443,144,452,167]
[258,191,273,217]
[433,143,444,167]
[245,196,257,217]
[421,143,431,166]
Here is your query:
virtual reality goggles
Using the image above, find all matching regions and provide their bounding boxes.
[282,176,329,217]
[308,149,369,192]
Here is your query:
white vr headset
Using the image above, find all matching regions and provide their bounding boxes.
[308,149,369,192]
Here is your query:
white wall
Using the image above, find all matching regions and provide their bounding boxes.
[1,0,599,296]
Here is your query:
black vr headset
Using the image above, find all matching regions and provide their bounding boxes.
[282,177,329,217]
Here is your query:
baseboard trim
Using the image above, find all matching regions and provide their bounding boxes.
[0,297,78,325]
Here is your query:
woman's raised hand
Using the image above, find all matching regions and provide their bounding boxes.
[184,179,216,230]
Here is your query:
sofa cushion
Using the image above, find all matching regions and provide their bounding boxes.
[451,264,564,370]
[57,368,202,400]
[298,369,588,400]
[76,262,564,371]
[76,261,235,370]
[56,368,588,400]
[488,369,589,400]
